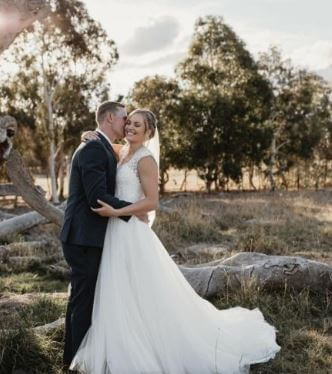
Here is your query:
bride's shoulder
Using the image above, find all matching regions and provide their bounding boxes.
[136,146,157,167]
[136,146,153,159]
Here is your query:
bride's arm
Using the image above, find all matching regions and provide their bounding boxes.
[92,156,159,217]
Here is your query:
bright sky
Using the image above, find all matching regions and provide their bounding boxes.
[82,0,332,98]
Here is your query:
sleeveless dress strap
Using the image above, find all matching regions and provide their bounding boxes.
[128,147,156,177]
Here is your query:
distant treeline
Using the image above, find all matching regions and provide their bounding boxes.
[0,2,331,195]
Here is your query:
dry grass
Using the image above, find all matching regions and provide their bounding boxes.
[155,190,332,263]
[153,190,332,372]
[0,189,331,373]
[0,295,66,373]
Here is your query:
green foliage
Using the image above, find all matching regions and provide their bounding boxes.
[176,16,273,190]
[0,0,118,168]
[258,47,332,188]
[128,75,184,192]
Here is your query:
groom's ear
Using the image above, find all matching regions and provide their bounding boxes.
[107,111,113,124]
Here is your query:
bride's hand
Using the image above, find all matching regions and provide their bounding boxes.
[81,130,99,142]
[91,200,120,217]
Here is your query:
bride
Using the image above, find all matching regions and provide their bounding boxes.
[70,109,280,373]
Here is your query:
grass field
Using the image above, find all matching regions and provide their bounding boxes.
[0,190,331,373]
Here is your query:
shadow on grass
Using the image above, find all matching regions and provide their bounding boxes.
[0,324,64,374]
[0,296,66,373]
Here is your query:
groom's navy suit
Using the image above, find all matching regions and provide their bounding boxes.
[60,133,131,366]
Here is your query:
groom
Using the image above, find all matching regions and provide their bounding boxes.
[60,101,133,370]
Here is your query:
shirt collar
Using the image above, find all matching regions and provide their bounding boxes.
[96,128,113,147]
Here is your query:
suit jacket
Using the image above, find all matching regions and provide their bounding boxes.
[60,134,131,248]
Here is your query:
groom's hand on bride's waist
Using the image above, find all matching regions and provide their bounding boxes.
[135,213,149,223]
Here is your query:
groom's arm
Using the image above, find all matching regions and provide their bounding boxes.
[78,141,132,222]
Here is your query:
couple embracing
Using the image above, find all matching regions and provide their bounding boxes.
[60,101,280,373]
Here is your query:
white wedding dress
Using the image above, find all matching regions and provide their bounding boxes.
[70,146,280,374]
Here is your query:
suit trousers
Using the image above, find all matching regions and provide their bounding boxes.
[62,242,102,366]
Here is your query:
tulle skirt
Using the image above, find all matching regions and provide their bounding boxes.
[70,217,280,373]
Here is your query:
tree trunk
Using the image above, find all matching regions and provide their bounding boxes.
[0,210,49,238]
[0,203,66,240]
[159,170,169,195]
[296,164,301,190]
[267,133,277,191]
[5,149,64,225]
[54,143,65,199]
[0,0,51,55]
[57,158,66,199]
[41,50,59,204]
[48,142,59,203]
[180,169,188,192]
[179,252,332,298]
[248,164,256,191]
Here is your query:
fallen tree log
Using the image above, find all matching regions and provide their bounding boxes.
[0,201,66,240]
[16,251,330,298]
[179,252,332,298]
[0,211,48,239]
[0,0,51,55]
[33,317,65,335]
[0,210,16,220]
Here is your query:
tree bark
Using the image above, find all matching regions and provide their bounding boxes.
[179,252,332,298]
[0,202,66,239]
[0,183,18,195]
[0,0,51,55]
[33,317,65,335]
[0,210,48,238]
[5,149,64,226]
[267,132,277,191]
[41,46,59,204]
[248,164,256,191]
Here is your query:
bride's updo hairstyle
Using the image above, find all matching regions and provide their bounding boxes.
[129,109,157,139]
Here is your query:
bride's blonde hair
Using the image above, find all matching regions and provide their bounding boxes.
[129,109,157,139]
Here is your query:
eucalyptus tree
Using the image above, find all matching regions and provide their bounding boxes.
[0,0,117,202]
[129,75,184,194]
[258,47,332,189]
[176,16,272,191]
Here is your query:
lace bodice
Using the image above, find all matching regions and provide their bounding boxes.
[115,145,155,203]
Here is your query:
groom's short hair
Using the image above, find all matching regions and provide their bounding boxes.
[96,101,125,125]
